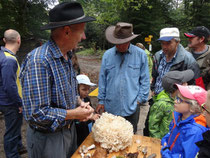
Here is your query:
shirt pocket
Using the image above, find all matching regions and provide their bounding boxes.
[128,64,140,78]
[106,64,115,79]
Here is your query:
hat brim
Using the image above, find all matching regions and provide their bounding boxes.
[105,26,139,44]
[180,70,194,82]
[40,16,96,30]
[157,36,175,41]
[79,82,96,86]
[175,84,195,100]
[162,70,194,92]
[184,33,196,38]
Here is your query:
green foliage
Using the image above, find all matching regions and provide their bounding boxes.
[0,0,209,53]
[77,48,105,57]
[0,0,56,40]
[77,48,95,55]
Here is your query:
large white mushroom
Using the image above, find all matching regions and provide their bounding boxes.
[92,112,134,152]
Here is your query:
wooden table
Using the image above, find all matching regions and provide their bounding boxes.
[72,133,161,158]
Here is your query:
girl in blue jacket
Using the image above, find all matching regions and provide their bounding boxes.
[161,84,208,158]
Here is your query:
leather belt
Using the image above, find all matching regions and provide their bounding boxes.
[29,121,73,134]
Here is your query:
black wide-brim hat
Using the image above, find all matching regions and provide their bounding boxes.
[41,2,96,30]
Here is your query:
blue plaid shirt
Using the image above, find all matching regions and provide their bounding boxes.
[154,52,177,95]
[20,40,78,131]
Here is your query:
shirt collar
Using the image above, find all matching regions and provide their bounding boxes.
[114,44,131,55]
[48,39,66,59]
[1,46,16,56]
[160,49,178,63]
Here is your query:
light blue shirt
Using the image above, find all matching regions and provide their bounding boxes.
[98,44,150,116]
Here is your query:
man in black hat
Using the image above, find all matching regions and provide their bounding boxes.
[185,26,210,90]
[20,2,95,158]
[96,22,150,133]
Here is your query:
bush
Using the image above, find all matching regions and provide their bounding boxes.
[77,48,105,58]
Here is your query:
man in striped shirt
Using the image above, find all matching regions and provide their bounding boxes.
[20,2,95,158]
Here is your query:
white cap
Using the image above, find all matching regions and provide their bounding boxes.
[158,27,180,41]
[76,74,96,86]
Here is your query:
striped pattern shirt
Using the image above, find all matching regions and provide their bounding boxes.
[20,40,78,131]
[154,52,176,95]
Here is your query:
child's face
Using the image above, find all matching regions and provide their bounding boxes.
[174,92,191,115]
[79,84,90,99]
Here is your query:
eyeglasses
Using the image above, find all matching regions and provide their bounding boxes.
[201,103,210,114]
[175,96,192,105]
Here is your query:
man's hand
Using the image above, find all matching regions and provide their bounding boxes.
[96,104,105,114]
[80,101,90,108]
[66,104,94,121]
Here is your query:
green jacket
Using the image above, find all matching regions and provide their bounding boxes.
[149,90,174,139]
[145,49,153,79]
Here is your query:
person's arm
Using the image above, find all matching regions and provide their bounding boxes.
[138,52,150,103]
[161,132,203,158]
[96,54,107,113]
[161,131,180,158]
[2,57,22,107]
[65,103,94,121]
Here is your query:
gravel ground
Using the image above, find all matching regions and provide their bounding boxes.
[0,54,149,157]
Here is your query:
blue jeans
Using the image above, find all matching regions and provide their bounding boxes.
[0,105,23,158]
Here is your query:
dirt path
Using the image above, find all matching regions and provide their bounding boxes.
[0,54,149,157]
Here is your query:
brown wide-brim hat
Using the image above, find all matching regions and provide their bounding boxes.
[105,22,139,44]
[41,2,95,30]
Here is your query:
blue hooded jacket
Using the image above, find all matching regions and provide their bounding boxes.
[161,111,207,158]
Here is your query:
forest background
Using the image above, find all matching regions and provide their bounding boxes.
[0,0,209,61]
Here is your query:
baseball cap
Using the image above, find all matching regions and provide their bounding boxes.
[158,27,180,41]
[76,74,96,86]
[175,84,207,106]
[184,26,210,39]
[162,70,194,93]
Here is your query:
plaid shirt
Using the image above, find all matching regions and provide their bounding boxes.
[154,52,176,95]
[20,40,78,131]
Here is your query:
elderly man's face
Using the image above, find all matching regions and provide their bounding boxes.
[160,39,179,56]
[116,42,130,53]
[68,23,86,49]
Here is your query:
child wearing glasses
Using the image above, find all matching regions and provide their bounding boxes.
[196,90,210,158]
[161,84,207,158]
[149,70,194,139]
